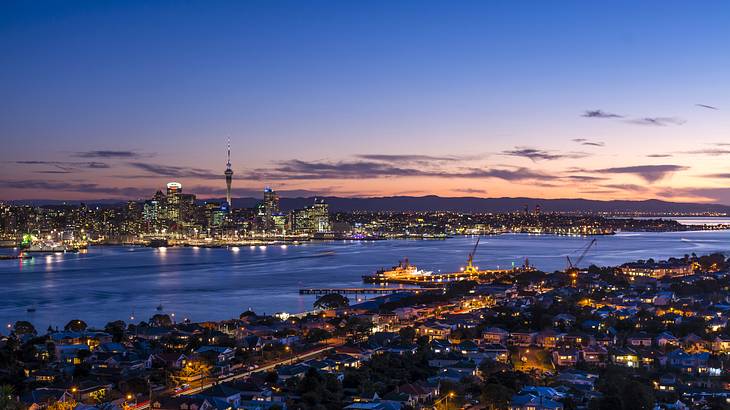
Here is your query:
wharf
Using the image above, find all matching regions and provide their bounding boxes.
[299,287,441,295]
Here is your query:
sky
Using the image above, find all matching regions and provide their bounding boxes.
[1,1,730,203]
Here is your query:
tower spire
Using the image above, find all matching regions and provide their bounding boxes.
[224,138,233,209]
[226,137,231,169]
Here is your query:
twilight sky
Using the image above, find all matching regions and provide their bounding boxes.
[1,1,730,203]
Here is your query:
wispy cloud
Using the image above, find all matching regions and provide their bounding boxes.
[571,138,605,147]
[500,146,589,162]
[74,150,148,159]
[626,117,686,126]
[581,109,623,118]
[127,162,220,179]
[451,188,488,195]
[355,154,468,163]
[0,179,148,197]
[682,148,730,156]
[696,104,718,110]
[248,159,557,182]
[646,154,673,158]
[601,183,650,192]
[15,160,110,172]
[656,187,730,203]
[595,164,688,183]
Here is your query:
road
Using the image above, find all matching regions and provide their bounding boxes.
[129,345,334,409]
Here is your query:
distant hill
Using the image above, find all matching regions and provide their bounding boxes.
[7,196,730,214]
[233,195,730,214]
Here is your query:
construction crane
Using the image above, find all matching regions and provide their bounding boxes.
[464,236,481,273]
[566,238,597,278]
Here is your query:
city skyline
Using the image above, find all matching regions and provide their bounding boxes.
[2,1,730,203]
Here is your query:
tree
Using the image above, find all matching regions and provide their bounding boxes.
[48,399,78,410]
[104,320,126,342]
[13,320,36,336]
[64,319,87,332]
[305,328,333,343]
[622,382,655,410]
[149,314,172,327]
[0,385,22,410]
[480,383,513,410]
[314,293,349,310]
[399,326,416,344]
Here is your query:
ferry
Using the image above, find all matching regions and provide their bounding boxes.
[362,258,433,283]
[23,242,80,253]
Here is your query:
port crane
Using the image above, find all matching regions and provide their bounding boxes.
[464,236,481,273]
[566,238,597,277]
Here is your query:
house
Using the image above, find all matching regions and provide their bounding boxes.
[536,330,560,349]
[197,383,242,409]
[417,322,451,340]
[482,327,509,345]
[656,332,680,348]
[712,335,730,353]
[509,394,563,410]
[627,332,653,348]
[146,352,189,369]
[552,348,578,367]
[482,344,510,363]
[195,346,235,365]
[580,345,608,366]
[509,331,536,347]
[611,347,639,368]
[553,314,576,328]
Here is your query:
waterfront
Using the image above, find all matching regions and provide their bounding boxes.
[2,230,730,328]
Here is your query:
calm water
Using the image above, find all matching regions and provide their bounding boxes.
[1,230,729,329]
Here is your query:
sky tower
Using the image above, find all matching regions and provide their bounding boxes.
[224,139,233,209]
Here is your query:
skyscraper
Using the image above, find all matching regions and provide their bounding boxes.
[224,139,233,209]
[166,182,182,222]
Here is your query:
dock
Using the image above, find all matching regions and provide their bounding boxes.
[299,287,441,295]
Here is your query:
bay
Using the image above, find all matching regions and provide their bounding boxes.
[1,230,729,329]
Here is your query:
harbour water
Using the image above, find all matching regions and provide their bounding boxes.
[2,230,730,328]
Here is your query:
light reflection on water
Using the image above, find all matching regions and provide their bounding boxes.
[0,230,729,328]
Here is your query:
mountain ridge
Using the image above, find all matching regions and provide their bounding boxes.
[7,195,729,214]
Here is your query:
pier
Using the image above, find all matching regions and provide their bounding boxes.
[299,287,441,295]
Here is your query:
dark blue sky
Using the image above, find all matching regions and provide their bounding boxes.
[1,1,729,201]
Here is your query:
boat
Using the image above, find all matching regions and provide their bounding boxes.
[23,242,80,253]
[362,258,433,283]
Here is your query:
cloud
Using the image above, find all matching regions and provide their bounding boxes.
[451,188,488,195]
[571,138,605,147]
[702,172,730,179]
[595,164,688,183]
[626,117,686,126]
[563,175,607,182]
[681,148,730,156]
[74,150,147,159]
[248,159,557,182]
[15,160,110,171]
[601,183,650,192]
[500,146,589,162]
[127,162,221,179]
[581,110,623,119]
[696,104,718,110]
[646,154,672,158]
[355,154,467,163]
[0,179,149,197]
[656,187,730,203]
